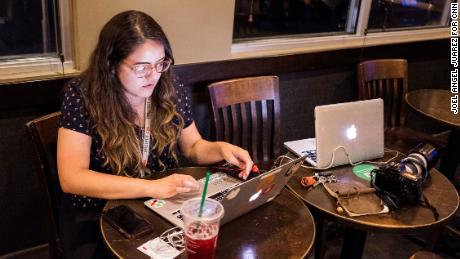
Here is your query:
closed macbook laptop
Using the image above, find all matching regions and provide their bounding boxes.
[284,98,384,168]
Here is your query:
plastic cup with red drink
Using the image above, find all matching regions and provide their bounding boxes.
[181,198,224,259]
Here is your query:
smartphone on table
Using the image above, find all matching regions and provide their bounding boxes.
[102,205,153,239]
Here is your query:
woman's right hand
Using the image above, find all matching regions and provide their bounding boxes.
[146,174,200,199]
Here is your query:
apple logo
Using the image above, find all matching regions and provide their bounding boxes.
[249,190,262,202]
[346,125,357,140]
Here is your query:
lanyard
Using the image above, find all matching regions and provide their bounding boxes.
[140,97,151,177]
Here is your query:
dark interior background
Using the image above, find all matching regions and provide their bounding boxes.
[0,39,449,256]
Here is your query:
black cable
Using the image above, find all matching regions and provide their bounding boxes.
[421,195,439,221]
[59,52,65,76]
[53,0,65,77]
[54,0,63,56]
[358,27,368,64]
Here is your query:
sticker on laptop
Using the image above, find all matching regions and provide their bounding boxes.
[261,184,275,195]
[257,174,275,195]
[226,188,240,200]
[148,199,166,208]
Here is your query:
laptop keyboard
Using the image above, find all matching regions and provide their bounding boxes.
[172,209,183,221]
[170,188,230,222]
[223,169,259,181]
[210,163,262,181]
[209,188,231,202]
[302,150,317,162]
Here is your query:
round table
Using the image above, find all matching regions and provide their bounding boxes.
[405,89,460,181]
[101,167,316,258]
[405,89,460,130]
[287,145,459,259]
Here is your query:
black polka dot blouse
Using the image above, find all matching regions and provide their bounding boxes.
[59,78,194,210]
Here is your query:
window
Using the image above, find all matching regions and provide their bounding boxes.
[233,0,361,41]
[0,0,58,59]
[232,0,452,55]
[0,0,73,80]
[367,0,450,31]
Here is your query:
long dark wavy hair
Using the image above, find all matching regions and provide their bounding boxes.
[81,10,184,177]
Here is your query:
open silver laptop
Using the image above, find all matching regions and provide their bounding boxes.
[284,98,384,168]
[144,156,305,227]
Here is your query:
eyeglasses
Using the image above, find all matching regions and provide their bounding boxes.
[125,58,172,78]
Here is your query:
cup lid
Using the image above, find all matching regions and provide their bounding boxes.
[181,198,224,222]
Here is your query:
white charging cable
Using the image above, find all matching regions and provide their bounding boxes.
[158,226,185,251]
[274,147,402,170]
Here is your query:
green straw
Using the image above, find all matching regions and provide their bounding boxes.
[198,171,211,217]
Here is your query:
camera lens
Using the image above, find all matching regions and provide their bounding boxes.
[415,143,438,167]
[401,153,426,179]
[400,143,438,181]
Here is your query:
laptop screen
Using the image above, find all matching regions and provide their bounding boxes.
[284,99,384,169]
[315,98,384,168]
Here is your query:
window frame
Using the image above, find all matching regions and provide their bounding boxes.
[231,0,453,58]
[0,0,76,83]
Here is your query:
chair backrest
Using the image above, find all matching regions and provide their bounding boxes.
[357,59,408,127]
[208,76,280,163]
[25,112,63,258]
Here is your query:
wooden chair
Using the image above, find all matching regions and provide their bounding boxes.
[25,112,63,258]
[208,76,280,163]
[358,59,409,127]
[357,59,447,152]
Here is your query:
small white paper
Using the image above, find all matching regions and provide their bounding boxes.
[137,237,183,259]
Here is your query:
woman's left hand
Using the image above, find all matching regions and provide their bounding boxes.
[219,142,254,180]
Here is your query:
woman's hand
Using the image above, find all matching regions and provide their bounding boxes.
[219,142,254,180]
[178,122,254,179]
[147,174,200,199]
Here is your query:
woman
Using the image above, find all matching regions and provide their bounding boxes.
[57,10,253,258]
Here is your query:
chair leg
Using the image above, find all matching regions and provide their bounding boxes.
[340,228,367,259]
[440,130,460,182]
[314,216,327,259]
[425,227,442,251]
